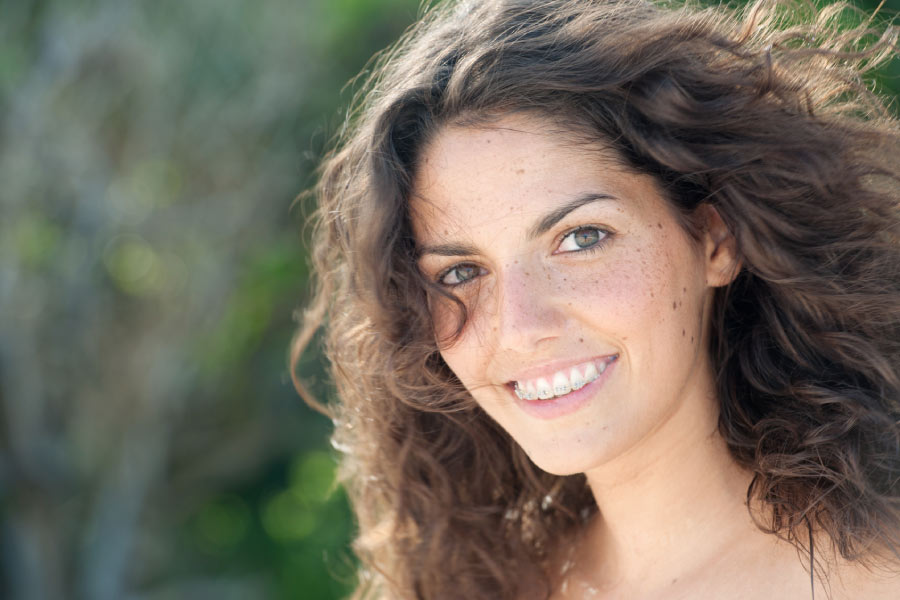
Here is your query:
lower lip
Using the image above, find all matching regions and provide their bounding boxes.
[511,356,618,420]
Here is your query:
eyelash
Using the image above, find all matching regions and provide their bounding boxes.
[434,225,612,288]
[554,225,612,255]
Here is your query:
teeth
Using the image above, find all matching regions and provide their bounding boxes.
[514,381,538,401]
[569,367,585,390]
[535,378,553,400]
[514,356,616,402]
[514,381,532,400]
[552,372,571,396]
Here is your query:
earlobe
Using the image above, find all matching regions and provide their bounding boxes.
[703,205,741,287]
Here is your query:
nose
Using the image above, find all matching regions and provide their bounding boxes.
[490,261,565,351]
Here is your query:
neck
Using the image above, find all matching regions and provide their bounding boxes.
[577,367,762,592]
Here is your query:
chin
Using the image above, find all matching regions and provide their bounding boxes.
[532,460,585,477]
[519,441,609,477]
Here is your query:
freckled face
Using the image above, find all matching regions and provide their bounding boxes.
[410,115,723,476]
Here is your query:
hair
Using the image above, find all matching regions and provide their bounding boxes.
[291,1,900,598]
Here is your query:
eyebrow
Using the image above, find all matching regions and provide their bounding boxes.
[417,241,480,258]
[527,193,616,241]
[416,192,617,258]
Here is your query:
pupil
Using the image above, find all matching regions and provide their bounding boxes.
[575,228,599,248]
[457,266,476,281]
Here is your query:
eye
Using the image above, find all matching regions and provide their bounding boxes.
[438,263,486,286]
[557,226,609,253]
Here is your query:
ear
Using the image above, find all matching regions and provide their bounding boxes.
[701,205,741,287]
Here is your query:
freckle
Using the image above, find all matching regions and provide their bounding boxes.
[691,335,694,342]
[672,301,677,310]
[657,222,662,229]
[516,168,525,174]
[650,291,654,297]
[579,337,584,343]
[683,287,686,293]
[682,329,685,336]
[678,300,682,307]
[671,578,678,585]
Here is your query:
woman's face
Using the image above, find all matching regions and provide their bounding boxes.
[410,115,736,476]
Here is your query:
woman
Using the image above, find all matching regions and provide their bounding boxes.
[292,0,900,598]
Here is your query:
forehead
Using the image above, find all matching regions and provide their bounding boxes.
[414,117,611,197]
[409,115,662,239]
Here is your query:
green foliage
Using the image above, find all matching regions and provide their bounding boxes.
[0,0,420,598]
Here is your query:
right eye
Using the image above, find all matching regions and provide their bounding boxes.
[438,263,486,286]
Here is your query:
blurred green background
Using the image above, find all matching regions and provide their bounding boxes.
[0,1,896,599]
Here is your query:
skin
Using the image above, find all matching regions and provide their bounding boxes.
[410,114,900,599]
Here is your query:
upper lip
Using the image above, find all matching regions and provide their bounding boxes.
[502,353,618,385]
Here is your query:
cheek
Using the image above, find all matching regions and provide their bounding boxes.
[430,292,491,386]
[562,234,703,346]
[568,246,667,318]
[438,340,491,400]
[428,288,472,348]
[431,299,460,347]
[615,235,707,356]
[430,275,500,345]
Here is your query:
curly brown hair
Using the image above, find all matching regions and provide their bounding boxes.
[291,1,900,598]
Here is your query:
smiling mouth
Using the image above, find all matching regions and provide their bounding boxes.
[511,355,618,401]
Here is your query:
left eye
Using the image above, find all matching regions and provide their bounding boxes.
[557,226,608,253]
